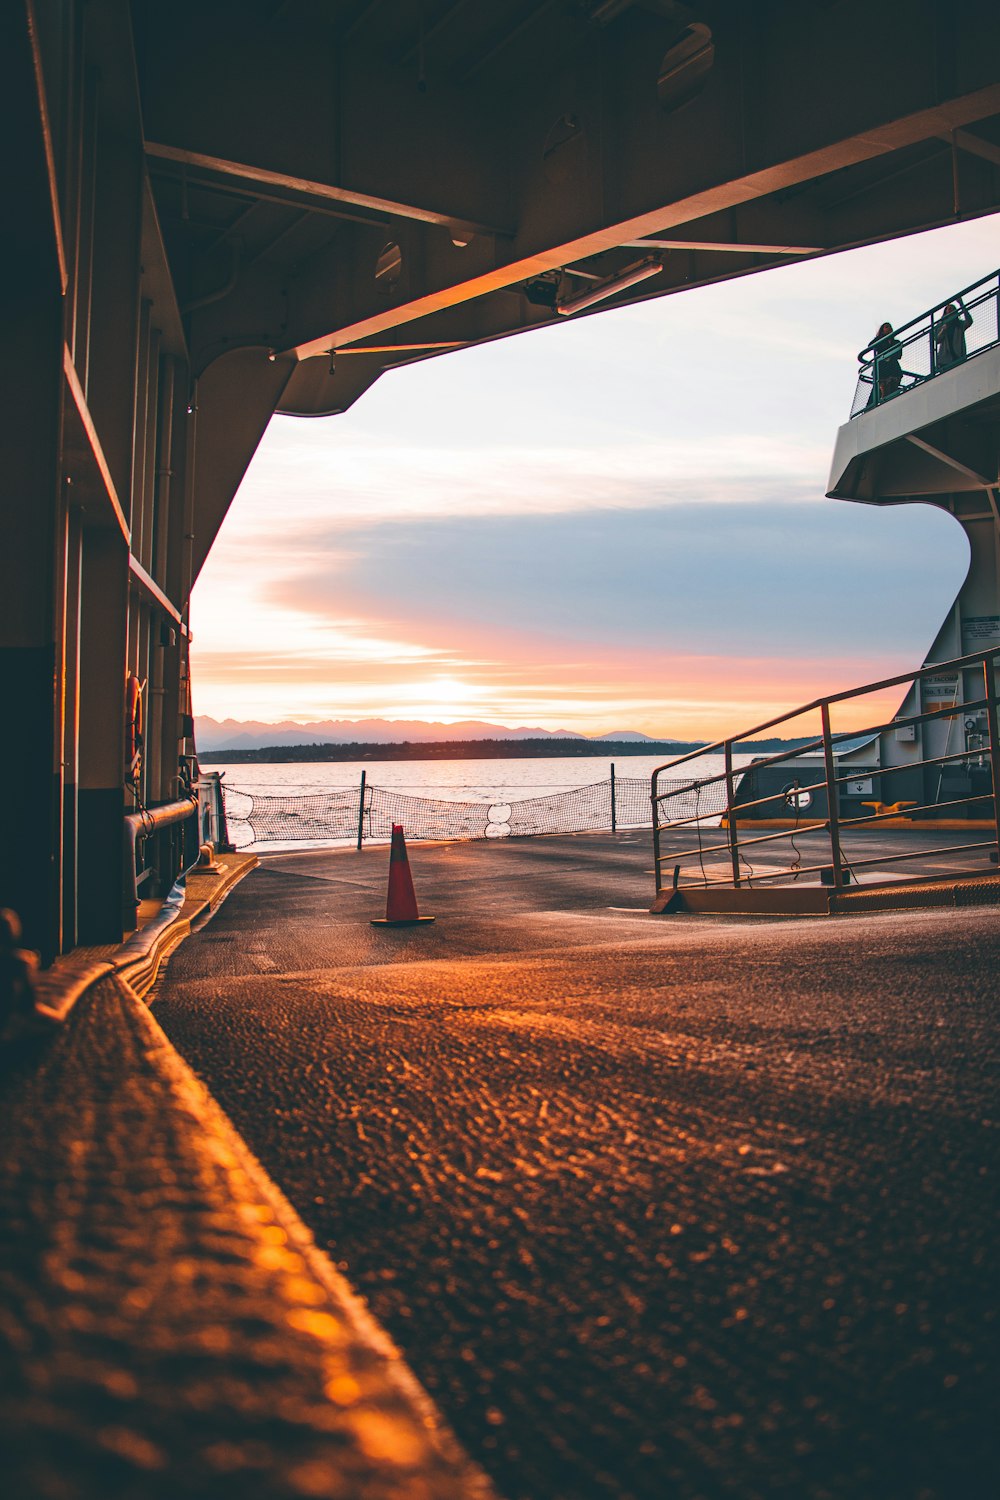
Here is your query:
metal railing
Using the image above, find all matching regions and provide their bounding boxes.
[850,267,1000,417]
[651,647,1000,900]
[123,795,199,929]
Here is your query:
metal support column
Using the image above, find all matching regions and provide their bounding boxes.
[77,529,129,942]
[982,656,1000,857]
[821,702,846,888]
[724,742,741,887]
[0,279,65,961]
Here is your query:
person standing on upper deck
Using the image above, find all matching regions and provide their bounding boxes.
[934,298,973,371]
[865,322,902,406]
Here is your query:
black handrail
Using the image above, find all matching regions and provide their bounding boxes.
[850,266,999,417]
[651,646,1000,899]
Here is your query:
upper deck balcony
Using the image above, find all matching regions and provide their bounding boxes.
[828,268,1000,506]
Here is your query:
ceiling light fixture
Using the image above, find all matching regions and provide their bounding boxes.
[555,256,663,316]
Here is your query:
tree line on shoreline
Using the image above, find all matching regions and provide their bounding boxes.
[198,736,815,764]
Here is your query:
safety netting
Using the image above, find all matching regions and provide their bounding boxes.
[223,771,732,849]
[653,779,730,825]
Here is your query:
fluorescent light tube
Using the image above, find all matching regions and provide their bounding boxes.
[555,257,663,316]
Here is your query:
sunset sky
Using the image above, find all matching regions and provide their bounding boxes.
[190,215,998,741]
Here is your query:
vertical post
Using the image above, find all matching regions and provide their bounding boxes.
[929,312,937,375]
[78,529,129,941]
[215,773,234,854]
[0,271,65,960]
[821,701,845,888]
[651,769,661,894]
[982,656,1000,860]
[724,741,741,887]
[356,769,367,852]
[62,510,83,949]
[610,762,616,832]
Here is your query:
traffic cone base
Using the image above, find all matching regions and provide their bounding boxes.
[371,824,435,926]
[370,915,436,926]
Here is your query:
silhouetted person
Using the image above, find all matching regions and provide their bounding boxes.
[865,322,902,406]
[934,298,973,371]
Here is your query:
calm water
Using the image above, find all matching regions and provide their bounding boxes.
[208,753,753,850]
[207,752,734,803]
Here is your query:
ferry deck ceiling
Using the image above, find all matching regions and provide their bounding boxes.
[4,0,1000,958]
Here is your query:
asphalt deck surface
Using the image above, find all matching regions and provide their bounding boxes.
[0,970,494,1500]
[154,832,999,1500]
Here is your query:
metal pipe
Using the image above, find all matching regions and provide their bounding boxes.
[711,819,829,853]
[664,791,995,874]
[718,786,822,819]
[727,840,996,887]
[659,839,740,865]
[153,356,176,586]
[657,771,828,825]
[712,860,834,884]
[658,783,809,824]
[664,820,829,864]
[812,840,995,873]
[123,797,197,926]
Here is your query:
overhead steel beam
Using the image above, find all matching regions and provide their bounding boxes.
[128,555,182,626]
[336,341,466,353]
[292,83,1000,359]
[144,141,510,242]
[627,238,823,254]
[25,0,67,293]
[147,163,389,230]
[943,127,1000,169]
[906,434,997,489]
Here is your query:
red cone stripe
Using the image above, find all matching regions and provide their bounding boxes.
[384,824,420,922]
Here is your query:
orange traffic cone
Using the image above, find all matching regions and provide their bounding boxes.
[371,825,435,926]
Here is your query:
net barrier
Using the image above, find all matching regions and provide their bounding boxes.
[223,770,735,850]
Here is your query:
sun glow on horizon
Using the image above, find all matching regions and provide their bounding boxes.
[398,675,488,723]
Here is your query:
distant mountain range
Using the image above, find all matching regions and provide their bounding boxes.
[194,715,659,752]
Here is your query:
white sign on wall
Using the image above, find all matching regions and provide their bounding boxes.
[961,615,1000,651]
